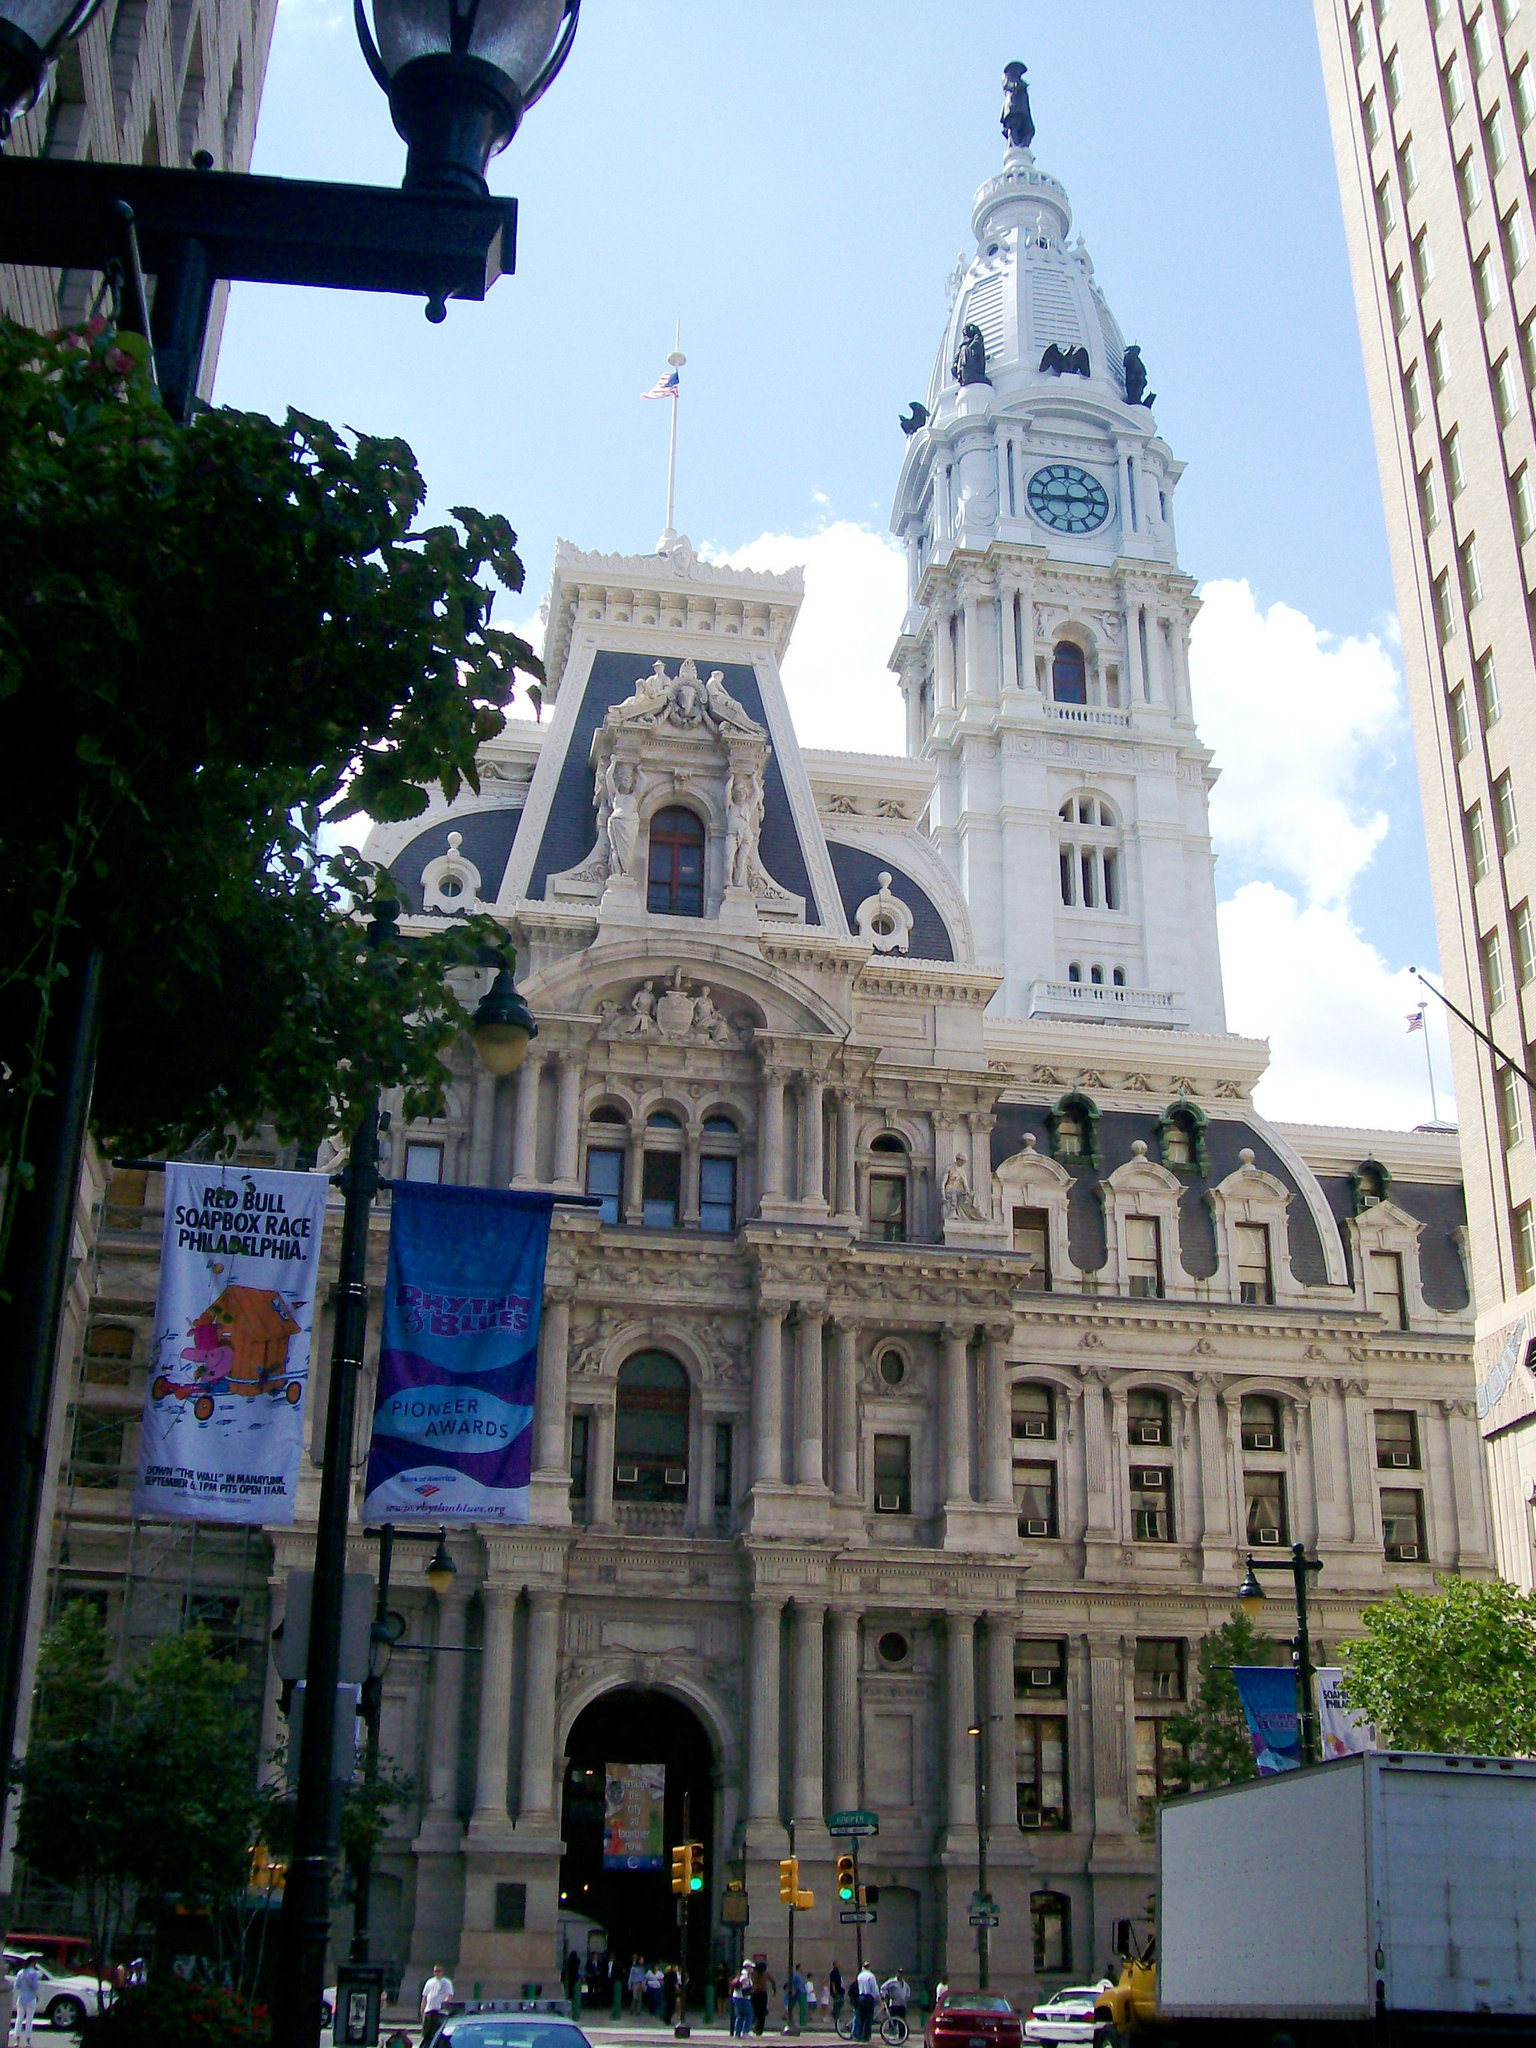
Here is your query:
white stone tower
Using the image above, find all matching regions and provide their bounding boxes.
[889,64,1226,1033]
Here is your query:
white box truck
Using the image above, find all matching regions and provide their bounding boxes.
[1096,1752,1536,2047]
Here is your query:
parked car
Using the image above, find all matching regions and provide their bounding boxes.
[1023,1985,1114,2045]
[434,2009,588,2048]
[2,1954,108,2031]
[927,1993,1023,2048]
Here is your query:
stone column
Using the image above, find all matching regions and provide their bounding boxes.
[470,1582,518,1834]
[800,1075,826,1209]
[1122,453,1137,534]
[835,1091,858,1219]
[791,1601,827,1822]
[425,1584,472,1820]
[510,1050,545,1186]
[554,1054,582,1188]
[468,1066,497,1185]
[517,1589,562,1827]
[941,1323,974,1505]
[831,1318,860,1501]
[934,607,956,713]
[1125,600,1147,704]
[591,1404,616,1528]
[983,1324,1013,1506]
[1306,1377,1344,1544]
[682,1125,702,1227]
[1194,1374,1231,1555]
[985,1616,1016,1833]
[1082,1369,1116,1551]
[946,1612,977,1830]
[761,1068,786,1202]
[1341,1379,1379,1546]
[623,1129,644,1224]
[752,1306,786,1485]
[1442,1397,1491,1563]
[999,581,1021,694]
[962,581,986,704]
[829,1607,861,1813]
[747,1596,783,1823]
[490,1074,516,1185]
[534,1286,572,1479]
[967,1112,994,1220]
[1087,1632,1128,1833]
[797,1308,826,1488]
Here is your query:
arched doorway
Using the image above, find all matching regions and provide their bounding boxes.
[561,1687,715,1996]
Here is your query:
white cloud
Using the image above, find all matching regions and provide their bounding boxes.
[1190,578,1403,906]
[1219,884,1453,1128]
[707,522,908,753]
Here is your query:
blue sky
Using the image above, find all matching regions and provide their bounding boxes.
[213,1,1453,1128]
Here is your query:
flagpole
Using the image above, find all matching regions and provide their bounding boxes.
[665,324,684,538]
[1419,1007,1441,1123]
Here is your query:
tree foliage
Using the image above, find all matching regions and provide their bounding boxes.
[0,315,540,1184]
[16,1602,266,1975]
[1340,1575,1536,1755]
[1164,1611,1281,1794]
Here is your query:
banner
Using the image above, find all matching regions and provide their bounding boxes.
[1316,1667,1376,1758]
[603,1762,666,1869]
[362,1181,555,1522]
[1231,1665,1304,1775]
[135,1161,327,1523]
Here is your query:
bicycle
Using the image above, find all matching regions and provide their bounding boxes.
[836,2000,909,2044]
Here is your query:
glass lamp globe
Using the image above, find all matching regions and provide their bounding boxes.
[0,0,104,140]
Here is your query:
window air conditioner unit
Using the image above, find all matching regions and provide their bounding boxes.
[1028,1668,1057,1688]
[1025,1519,1051,1537]
[1361,1193,1381,1207]
[1135,1425,1163,1444]
[1141,1470,1166,1488]
[1022,1420,1048,1438]
[664,1466,687,1487]
[876,1491,904,1513]
[1249,1432,1275,1450]
[1390,1451,1412,1467]
[1256,1527,1282,1545]
[615,1464,639,1485]
[1390,1542,1420,1561]
[1019,1812,1042,1830]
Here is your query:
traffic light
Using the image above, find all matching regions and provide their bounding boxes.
[779,1857,799,1903]
[836,1854,856,1902]
[671,1843,694,1896]
[795,1888,814,1911]
[687,1841,705,1893]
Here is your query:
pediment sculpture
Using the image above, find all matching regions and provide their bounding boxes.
[605,657,767,741]
[595,967,757,1048]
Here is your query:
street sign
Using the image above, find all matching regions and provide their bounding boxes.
[839,1909,878,1925]
[722,1889,750,1926]
[970,1891,996,1913]
[827,1809,880,1837]
[968,1912,1000,1929]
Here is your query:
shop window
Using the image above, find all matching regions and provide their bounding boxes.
[613,1351,689,1502]
[1240,1394,1282,1452]
[646,805,706,917]
[1134,1639,1186,1702]
[1126,1216,1164,1297]
[585,1147,623,1225]
[69,1410,125,1489]
[1017,1726,1069,1833]
[1370,1248,1408,1328]
[1375,1410,1420,1469]
[700,1155,737,1232]
[1051,642,1087,705]
[1130,1465,1174,1542]
[873,1434,911,1515]
[83,1325,134,1387]
[404,1140,444,1183]
[1031,1890,1072,1971]
[1012,1382,1055,1441]
[1015,1463,1058,1539]
[1012,1206,1051,1289]
[1382,1487,1426,1561]
[1245,1470,1287,1547]
[1015,1639,1066,1699]
[1235,1222,1273,1304]
[1128,1387,1169,1446]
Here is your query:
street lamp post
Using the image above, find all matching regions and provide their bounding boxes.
[272,902,535,2048]
[968,1724,989,1990]
[1238,1543,1324,1768]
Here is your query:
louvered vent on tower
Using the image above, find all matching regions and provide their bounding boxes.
[959,273,1007,364]
[1028,264,1083,356]
[1093,287,1126,389]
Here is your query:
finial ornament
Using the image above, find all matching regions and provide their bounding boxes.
[1001,60,1034,151]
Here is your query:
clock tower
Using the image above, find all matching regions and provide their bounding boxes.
[889,67,1226,1034]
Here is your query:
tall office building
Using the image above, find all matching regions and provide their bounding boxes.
[1316,0,1536,1578]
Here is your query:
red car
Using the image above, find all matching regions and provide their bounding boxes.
[928,1993,1023,2048]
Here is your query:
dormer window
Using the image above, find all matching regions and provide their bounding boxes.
[1046,1091,1100,1168]
[647,806,705,917]
[1352,1159,1392,1213]
[1155,1101,1207,1175]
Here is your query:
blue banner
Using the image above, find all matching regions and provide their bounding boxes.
[1231,1665,1304,1775]
[362,1182,555,1523]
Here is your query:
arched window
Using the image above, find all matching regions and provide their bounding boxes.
[613,1351,690,1501]
[642,1110,686,1228]
[584,1102,630,1224]
[1156,1099,1207,1175]
[1046,1091,1099,1168]
[1128,1387,1170,1446]
[700,1111,740,1233]
[1090,964,1104,985]
[1067,961,1082,983]
[1352,1158,1392,1212]
[1057,792,1123,911]
[868,1132,909,1242]
[1240,1393,1282,1451]
[1112,966,1126,987]
[1031,1890,1072,1973]
[1051,641,1087,705]
[646,806,706,917]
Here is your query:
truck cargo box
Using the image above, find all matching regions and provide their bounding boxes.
[1156,1751,1536,2022]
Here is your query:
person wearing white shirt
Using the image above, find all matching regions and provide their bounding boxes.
[420,1966,454,2046]
[853,1965,880,2042]
[11,1960,40,2048]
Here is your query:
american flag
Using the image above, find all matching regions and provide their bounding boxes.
[642,366,680,400]
[1406,1007,1426,1033]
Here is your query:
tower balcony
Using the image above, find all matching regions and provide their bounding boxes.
[1027,977,1189,1028]
[1041,701,1133,731]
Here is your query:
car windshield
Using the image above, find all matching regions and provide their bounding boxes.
[944,1998,1014,2013]
[439,2027,587,2048]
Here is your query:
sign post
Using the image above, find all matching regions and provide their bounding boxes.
[828,1811,879,1973]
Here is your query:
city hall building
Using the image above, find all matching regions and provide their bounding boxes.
[53,86,1489,2004]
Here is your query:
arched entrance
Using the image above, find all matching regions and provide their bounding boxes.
[560,1687,715,1995]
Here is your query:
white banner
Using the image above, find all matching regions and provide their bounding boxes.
[1316,1666,1376,1759]
[134,1161,327,1524]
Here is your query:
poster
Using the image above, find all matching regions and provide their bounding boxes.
[1315,1667,1376,1758]
[1230,1665,1304,1775]
[362,1181,556,1522]
[135,1161,327,1524]
[603,1762,666,1869]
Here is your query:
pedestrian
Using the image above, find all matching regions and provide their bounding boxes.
[629,1956,646,2016]
[783,1961,805,2033]
[664,1964,680,2024]
[853,1963,879,2043]
[11,1957,40,2048]
[646,1963,664,2017]
[828,1964,845,2031]
[564,1950,581,2007]
[933,1982,948,2013]
[804,1975,820,2026]
[732,1962,755,2037]
[751,1961,775,2036]
[879,1974,910,2029]
[420,1964,454,2048]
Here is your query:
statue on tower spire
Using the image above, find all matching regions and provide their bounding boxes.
[1001,61,1034,150]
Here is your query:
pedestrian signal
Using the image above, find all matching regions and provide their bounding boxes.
[687,1841,705,1892]
[779,1857,799,1903]
[836,1854,856,1901]
[671,1843,694,1896]
[795,1889,814,1911]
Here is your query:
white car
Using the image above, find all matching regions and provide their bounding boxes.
[1023,1984,1114,2046]
[3,1955,108,2032]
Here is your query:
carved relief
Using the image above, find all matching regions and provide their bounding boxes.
[595,967,757,1047]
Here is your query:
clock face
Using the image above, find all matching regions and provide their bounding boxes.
[1027,463,1111,535]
